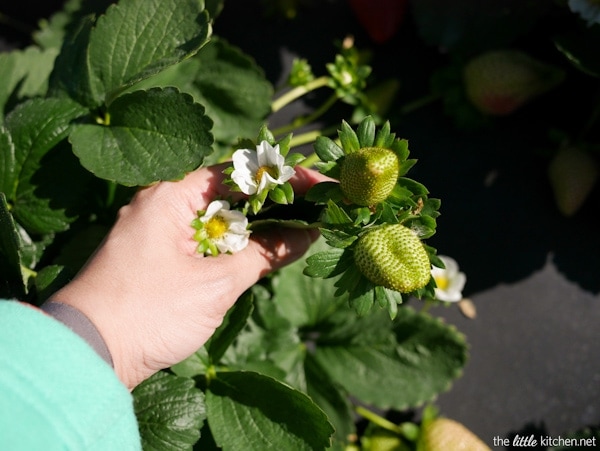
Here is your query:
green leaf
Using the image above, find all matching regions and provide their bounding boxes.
[322,199,353,224]
[305,354,356,445]
[338,120,360,153]
[347,277,376,316]
[268,186,289,204]
[256,123,275,145]
[170,347,211,378]
[305,181,343,204]
[333,263,364,299]
[284,152,306,168]
[134,371,206,451]
[303,248,350,278]
[273,238,347,327]
[314,135,344,162]
[313,306,468,410]
[3,98,91,233]
[398,177,430,197]
[33,265,72,305]
[0,126,15,196]
[281,181,295,203]
[47,15,99,108]
[206,291,254,364]
[319,228,357,248]
[393,139,410,163]
[356,115,376,148]
[89,0,210,105]
[136,38,273,147]
[374,120,393,148]
[69,87,213,186]
[0,46,59,120]
[0,193,26,299]
[206,371,334,450]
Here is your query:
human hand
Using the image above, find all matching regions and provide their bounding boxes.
[47,163,328,390]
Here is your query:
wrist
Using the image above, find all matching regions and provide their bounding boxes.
[40,301,114,368]
[45,286,142,390]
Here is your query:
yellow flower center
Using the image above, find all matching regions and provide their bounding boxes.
[434,275,449,290]
[205,215,229,239]
[255,165,278,182]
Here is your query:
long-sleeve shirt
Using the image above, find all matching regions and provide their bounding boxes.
[0,299,141,450]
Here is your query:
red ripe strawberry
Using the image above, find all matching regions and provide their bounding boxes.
[463,50,565,115]
[347,0,407,44]
[548,146,598,216]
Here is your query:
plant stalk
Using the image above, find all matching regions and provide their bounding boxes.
[354,405,404,435]
[271,76,330,113]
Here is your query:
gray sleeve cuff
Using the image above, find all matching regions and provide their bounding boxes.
[40,302,114,368]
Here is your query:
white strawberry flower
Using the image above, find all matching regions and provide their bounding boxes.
[193,200,250,256]
[231,141,295,196]
[431,255,466,302]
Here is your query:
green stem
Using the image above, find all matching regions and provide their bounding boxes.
[355,405,404,435]
[21,265,37,287]
[271,76,330,113]
[420,299,434,314]
[290,130,322,149]
[274,93,340,138]
[398,93,441,116]
[299,152,321,168]
[106,181,117,208]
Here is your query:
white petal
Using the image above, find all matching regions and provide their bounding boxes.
[435,287,463,302]
[203,200,229,221]
[278,165,296,183]
[220,232,249,253]
[232,148,260,195]
[256,141,280,167]
[438,255,459,274]
[233,148,259,172]
[220,209,248,228]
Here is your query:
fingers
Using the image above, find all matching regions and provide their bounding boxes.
[180,162,330,205]
[249,226,320,274]
[288,165,334,196]
[214,226,320,297]
[179,163,326,289]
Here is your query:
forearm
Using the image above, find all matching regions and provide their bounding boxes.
[0,299,140,449]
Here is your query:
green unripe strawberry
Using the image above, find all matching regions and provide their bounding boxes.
[463,49,564,116]
[354,224,430,293]
[548,146,598,216]
[340,147,399,206]
[419,418,490,451]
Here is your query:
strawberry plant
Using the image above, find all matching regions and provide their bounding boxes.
[3,0,598,449]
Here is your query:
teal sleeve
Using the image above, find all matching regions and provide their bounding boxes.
[0,299,141,450]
